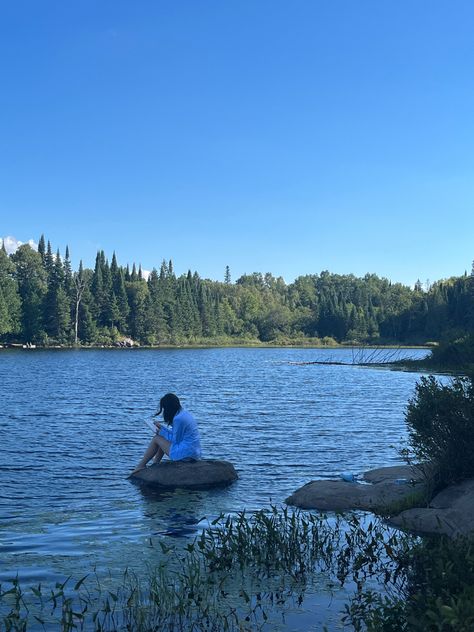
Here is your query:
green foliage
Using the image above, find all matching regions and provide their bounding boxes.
[1,237,474,348]
[11,244,47,342]
[428,334,474,370]
[405,375,474,490]
[0,247,21,337]
[347,534,474,632]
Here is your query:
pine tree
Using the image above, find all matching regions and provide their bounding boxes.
[37,234,46,261]
[0,247,21,338]
[11,244,47,342]
[44,250,70,341]
[91,252,105,325]
[44,241,54,278]
[64,246,73,294]
[225,265,231,284]
[73,261,86,344]
[145,268,168,342]
[126,278,148,341]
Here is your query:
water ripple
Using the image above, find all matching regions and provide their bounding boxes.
[0,347,434,585]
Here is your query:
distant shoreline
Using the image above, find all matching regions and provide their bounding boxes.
[0,342,432,351]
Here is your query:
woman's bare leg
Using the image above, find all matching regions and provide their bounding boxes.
[153,446,165,464]
[130,436,171,475]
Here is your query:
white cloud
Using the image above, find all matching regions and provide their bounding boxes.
[141,269,151,281]
[1,235,38,255]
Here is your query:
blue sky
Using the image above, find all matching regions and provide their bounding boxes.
[1,1,473,285]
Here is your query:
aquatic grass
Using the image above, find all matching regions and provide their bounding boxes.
[0,507,416,631]
[375,487,430,519]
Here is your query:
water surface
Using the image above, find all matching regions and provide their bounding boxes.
[0,347,432,626]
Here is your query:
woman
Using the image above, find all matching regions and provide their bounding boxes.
[130,393,201,475]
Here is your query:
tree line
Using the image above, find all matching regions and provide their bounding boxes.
[0,235,473,346]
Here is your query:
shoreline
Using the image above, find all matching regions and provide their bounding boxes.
[0,342,433,351]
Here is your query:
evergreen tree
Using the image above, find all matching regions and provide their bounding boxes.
[91,252,106,325]
[64,246,73,295]
[44,241,54,278]
[0,247,21,338]
[77,266,97,343]
[145,268,168,342]
[44,250,70,341]
[11,245,47,342]
[37,234,46,261]
[126,279,148,341]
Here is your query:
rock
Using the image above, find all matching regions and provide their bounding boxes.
[390,478,474,537]
[115,337,138,348]
[286,477,422,513]
[130,459,238,490]
[286,464,474,537]
[363,464,426,484]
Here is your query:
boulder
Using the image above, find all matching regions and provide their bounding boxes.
[130,459,238,490]
[363,464,426,484]
[286,465,474,537]
[390,478,474,537]
[285,465,426,513]
[115,337,138,348]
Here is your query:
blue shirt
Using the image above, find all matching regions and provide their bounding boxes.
[159,409,202,461]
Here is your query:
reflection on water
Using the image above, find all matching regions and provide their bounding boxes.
[0,347,432,625]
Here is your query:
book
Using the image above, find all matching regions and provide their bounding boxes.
[145,419,159,434]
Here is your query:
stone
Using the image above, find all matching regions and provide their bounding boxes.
[115,337,138,348]
[286,464,474,537]
[285,477,422,513]
[130,459,238,490]
[390,478,474,537]
[363,464,426,484]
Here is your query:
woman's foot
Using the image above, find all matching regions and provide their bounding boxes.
[127,466,146,478]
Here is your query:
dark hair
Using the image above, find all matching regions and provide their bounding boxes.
[157,393,182,425]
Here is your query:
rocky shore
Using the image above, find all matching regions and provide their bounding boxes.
[286,464,474,537]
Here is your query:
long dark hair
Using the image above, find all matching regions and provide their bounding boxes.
[157,393,182,425]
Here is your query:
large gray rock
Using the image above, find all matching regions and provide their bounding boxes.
[285,465,426,512]
[286,464,474,537]
[390,478,474,537]
[130,459,238,490]
[363,464,426,484]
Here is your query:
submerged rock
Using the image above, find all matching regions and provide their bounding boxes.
[285,465,425,513]
[130,459,238,490]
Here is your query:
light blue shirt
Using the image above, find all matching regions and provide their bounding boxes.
[159,409,202,461]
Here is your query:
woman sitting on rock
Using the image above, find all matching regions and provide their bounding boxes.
[130,393,201,476]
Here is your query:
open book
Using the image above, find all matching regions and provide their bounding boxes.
[145,419,159,434]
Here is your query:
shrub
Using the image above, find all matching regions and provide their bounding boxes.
[346,534,474,632]
[429,334,474,370]
[405,375,474,490]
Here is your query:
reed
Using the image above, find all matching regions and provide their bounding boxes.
[0,507,414,631]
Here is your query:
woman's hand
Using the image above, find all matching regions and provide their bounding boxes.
[154,421,161,432]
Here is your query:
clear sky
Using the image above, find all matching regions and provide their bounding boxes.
[1,1,473,286]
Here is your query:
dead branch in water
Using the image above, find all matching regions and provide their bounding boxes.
[287,347,421,366]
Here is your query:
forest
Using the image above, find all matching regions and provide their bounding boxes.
[0,235,473,346]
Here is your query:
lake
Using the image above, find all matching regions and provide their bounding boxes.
[0,346,432,628]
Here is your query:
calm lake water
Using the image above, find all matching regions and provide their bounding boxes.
[0,347,433,628]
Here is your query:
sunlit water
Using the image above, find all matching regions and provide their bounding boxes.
[0,347,433,628]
